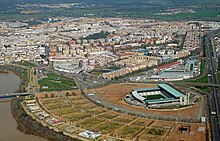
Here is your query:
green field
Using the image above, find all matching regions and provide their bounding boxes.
[187,60,208,83]
[217,71,220,83]
[192,75,208,83]
[17,61,37,68]
[90,66,121,76]
[38,73,76,92]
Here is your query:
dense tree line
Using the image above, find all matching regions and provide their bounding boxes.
[83,31,110,40]
[11,97,80,141]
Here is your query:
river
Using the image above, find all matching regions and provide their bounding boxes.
[0,73,47,141]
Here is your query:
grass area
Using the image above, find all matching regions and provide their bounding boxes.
[90,70,103,76]
[200,59,206,75]
[17,61,37,68]
[98,112,120,119]
[107,66,121,70]
[78,117,105,128]
[217,71,220,83]
[187,59,208,83]
[21,71,29,81]
[50,107,78,116]
[131,119,154,127]
[95,121,121,134]
[157,104,192,109]
[148,128,166,136]
[113,116,135,124]
[192,75,208,83]
[38,73,76,92]
[90,66,121,76]
[144,94,165,100]
[63,112,91,123]
[116,125,144,139]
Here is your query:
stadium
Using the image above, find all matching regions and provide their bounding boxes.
[131,84,190,108]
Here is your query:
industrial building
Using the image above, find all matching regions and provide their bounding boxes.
[131,84,190,108]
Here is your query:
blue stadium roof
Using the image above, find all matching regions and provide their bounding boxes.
[158,84,185,98]
[144,98,176,103]
[132,91,146,102]
[134,87,160,92]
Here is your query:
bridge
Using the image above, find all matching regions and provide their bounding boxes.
[0,92,34,99]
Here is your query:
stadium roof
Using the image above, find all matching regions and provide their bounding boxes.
[134,87,160,92]
[144,98,176,104]
[158,84,185,98]
[132,91,146,102]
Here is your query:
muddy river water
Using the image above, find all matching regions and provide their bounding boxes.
[0,73,47,141]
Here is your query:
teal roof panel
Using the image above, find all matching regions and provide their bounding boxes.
[158,84,185,98]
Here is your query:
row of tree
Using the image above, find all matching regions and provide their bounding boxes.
[83,30,110,40]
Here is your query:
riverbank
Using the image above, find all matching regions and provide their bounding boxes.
[0,72,48,141]
[0,73,22,94]
[0,64,29,92]
[0,100,47,141]
[10,97,79,141]
[1,71,24,93]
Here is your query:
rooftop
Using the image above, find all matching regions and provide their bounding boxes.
[134,87,160,92]
[144,97,176,104]
[158,84,185,98]
[156,61,181,71]
[132,91,146,102]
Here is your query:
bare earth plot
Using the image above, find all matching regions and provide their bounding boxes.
[31,88,207,141]
[88,83,201,119]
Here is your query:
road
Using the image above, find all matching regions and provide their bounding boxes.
[205,29,220,141]
[83,90,200,122]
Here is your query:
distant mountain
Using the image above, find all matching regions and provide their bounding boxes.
[0,0,218,5]
[0,0,219,21]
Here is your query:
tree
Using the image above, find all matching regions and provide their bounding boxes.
[66,92,70,96]
[51,93,54,98]
[71,91,76,96]
[45,94,49,98]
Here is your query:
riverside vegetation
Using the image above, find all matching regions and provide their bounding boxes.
[10,97,80,141]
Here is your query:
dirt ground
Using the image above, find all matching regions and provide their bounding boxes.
[88,83,201,119]
[167,123,207,141]
[36,86,207,141]
[146,120,206,141]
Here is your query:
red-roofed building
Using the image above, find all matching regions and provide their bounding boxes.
[155,61,181,71]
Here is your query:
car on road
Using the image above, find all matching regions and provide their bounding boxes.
[113,107,120,111]
[211,111,217,115]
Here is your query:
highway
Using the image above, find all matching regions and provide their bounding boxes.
[205,29,220,141]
